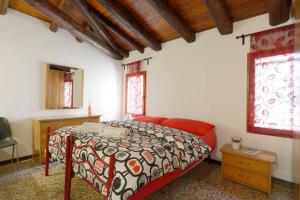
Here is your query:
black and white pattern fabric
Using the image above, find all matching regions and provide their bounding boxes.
[48,121,211,200]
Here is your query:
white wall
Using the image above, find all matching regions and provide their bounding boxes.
[123,14,295,182]
[0,10,122,161]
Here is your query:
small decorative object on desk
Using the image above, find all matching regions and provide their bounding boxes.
[231,136,242,150]
[242,146,262,156]
[88,100,92,116]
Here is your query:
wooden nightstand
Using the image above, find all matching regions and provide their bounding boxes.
[220,144,276,195]
[32,115,101,164]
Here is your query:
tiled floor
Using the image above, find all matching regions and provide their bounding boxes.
[0,160,295,200]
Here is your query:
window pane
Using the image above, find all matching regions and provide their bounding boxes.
[127,75,144,115]
[64,81,73,108]
[254,53,295,131]
[294,56,300,131]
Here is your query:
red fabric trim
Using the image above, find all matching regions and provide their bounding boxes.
[250,24,295,53]
[247,46,295,138]
[133,116,168,125]
[198,128,217,151]
[251,24,295,37]
[64,73,73,82]
[128,156,207,200]
[126,61,141,74]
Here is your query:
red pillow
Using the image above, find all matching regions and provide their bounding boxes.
[133,116,168,125]
[161,118,215,136]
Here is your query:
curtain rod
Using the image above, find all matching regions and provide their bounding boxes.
[236,28,276,45]
[122,57,152,67]
[236,24,295,45]
[236,33,251,45]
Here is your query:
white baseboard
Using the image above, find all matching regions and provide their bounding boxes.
[273,170,293,183]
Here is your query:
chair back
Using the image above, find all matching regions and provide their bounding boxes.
[0,117,13,140]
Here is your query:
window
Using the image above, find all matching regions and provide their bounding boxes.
[125,72,146,116]
[247,47,299,137]
[64,80,73,108]
[64,72,73,108]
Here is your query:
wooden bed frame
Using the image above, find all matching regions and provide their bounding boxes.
[45,127,211,200]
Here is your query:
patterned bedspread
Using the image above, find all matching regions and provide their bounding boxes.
[48,121,211,200]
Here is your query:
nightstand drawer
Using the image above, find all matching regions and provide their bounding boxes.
[223,153,269,175]
[223,164,269,192]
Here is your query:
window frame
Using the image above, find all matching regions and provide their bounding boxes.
[247,46,294,138]
[125,71,147,116]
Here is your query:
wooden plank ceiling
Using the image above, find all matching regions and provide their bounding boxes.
[2,0,292,60]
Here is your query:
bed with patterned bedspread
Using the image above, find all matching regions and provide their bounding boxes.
[48,120,212,200]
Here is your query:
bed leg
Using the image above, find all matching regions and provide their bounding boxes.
[45,127,50,176]
[64,136,73,200]
[207,155,211,165]
[106,154,116,200]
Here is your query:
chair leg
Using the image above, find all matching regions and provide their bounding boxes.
[15,143,19,172]
[11,145,15,164]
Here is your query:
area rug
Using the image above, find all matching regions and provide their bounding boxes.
[0,161,294,200]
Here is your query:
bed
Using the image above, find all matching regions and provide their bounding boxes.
[45,119,216,200]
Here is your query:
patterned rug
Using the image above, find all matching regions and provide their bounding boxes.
[0,160,294,200]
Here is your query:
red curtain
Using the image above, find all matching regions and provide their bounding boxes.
[64,72,73,82]
[126,61,141,74]
[247,24,297,137]
[250,24,294,52]
[125,61,145,116]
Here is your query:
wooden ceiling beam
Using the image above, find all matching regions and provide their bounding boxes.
[49,0,65,33]
[203,0,233,35]
[25,0,122,60]
[75,23,90,43]
[0,0,9,15]
[49,22,59,32]
[147,0,195,43]
[93,20,129,57]
[76,37,83,43]
[268,0,291,26]
[90,9,144,53]
[73,0,128,57]
[95,0,161,51]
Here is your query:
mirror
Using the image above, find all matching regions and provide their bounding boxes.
[45,64,84,109]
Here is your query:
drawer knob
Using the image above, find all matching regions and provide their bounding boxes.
[238,161,251,166]
[238,173,250,179]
